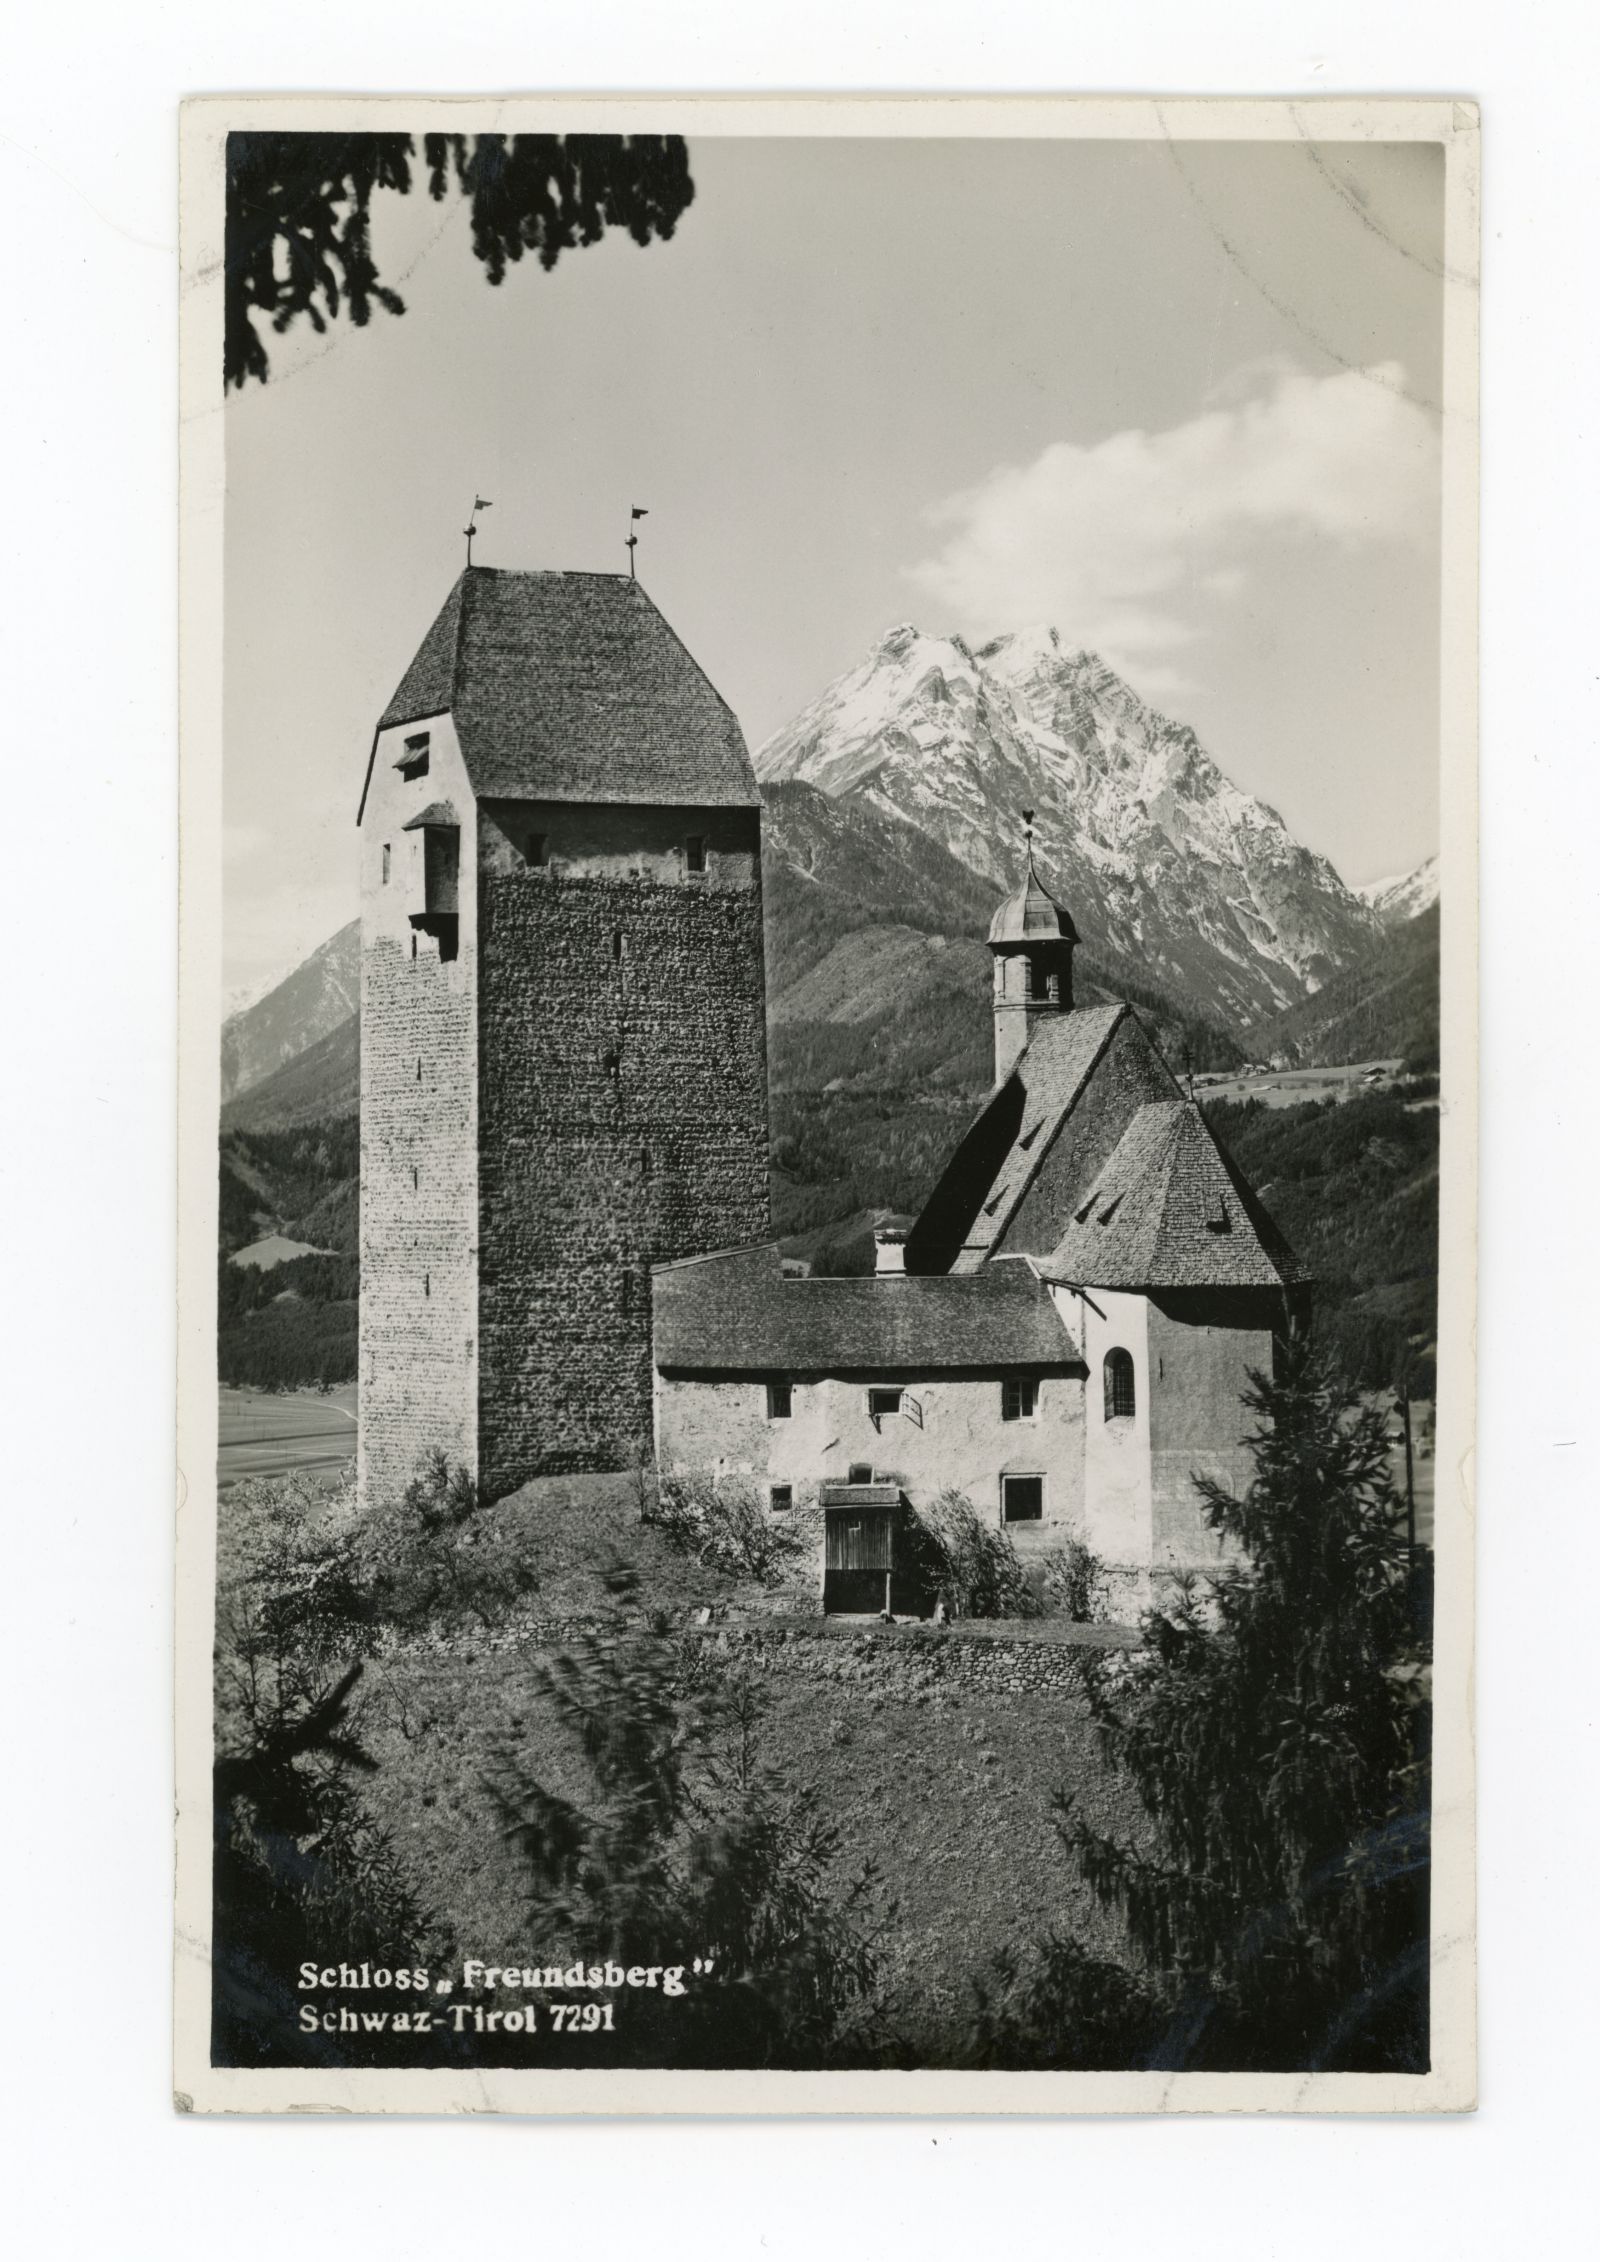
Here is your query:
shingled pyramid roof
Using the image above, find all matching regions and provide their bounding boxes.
[1042,1099,1309,1291]
[358,567,758,819]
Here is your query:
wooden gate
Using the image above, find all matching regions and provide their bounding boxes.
[822,1484,899,1615]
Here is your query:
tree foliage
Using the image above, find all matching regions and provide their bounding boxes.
[973,1340,1431,2072]
[225,131,696,387]
[488,1570,886,2067]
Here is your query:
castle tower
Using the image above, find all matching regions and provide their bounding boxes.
[986,814,1078,1084]
[355,566,770,1509]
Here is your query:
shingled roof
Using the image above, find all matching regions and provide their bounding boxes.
[358,567,758,819]
[652,1246,1080,1374]
[1042,1100,1309,1291]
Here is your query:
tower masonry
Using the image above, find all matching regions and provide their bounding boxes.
[356,565,770,1509]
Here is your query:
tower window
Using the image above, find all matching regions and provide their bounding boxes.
[382,844,391,884]
[684,834,707,875]
[1001,1376,1038,1422]
[397,731,430,781]
[766,1380,792,1420]
[1026,955,1058,1003]
[1001,1474,1044,1523]
[1104,1348,1136,1421]
[526,832,548,867]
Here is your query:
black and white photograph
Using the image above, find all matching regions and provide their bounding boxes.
[175,95,1477,2113]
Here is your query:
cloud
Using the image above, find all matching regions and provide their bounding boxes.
[907,359,1439,689]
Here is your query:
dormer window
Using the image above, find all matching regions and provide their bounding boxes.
[396,731,430,782]
[684,834,707,876]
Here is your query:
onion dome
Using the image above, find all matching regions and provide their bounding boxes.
[988,810,1079,945]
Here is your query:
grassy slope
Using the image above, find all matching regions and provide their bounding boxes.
[338,1477,1140,2055]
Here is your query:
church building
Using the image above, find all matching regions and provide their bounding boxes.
[356,566,770,1510]
[653,833,1309,1614]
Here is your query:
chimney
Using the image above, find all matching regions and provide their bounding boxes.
[874,1228,907,1276]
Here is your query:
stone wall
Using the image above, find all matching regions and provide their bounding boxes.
[475,801,770,1495]
[358,716,479,1512]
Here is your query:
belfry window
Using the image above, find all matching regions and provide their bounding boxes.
[1104,1348,1136,1421]
[1026,955,1058,1003]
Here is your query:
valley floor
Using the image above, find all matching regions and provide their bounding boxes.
[218,1382,357,1489]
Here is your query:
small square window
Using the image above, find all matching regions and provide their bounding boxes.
[382,843,391,884]
[1002,1474,1044,1523]
[1002,1376,1038,1422]
[847,1463,874,1486]
[769,1484,793,1514]
[867,1387,902,1420]
[684,834,707,875]
[527,832,548,867]
[766,1380,792,1420]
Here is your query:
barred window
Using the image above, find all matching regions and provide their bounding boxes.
[1001,1375,1037,1421]
[766,1380,792,1420]
[1104,1348,1136,1421]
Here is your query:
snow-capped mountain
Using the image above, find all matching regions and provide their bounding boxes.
[1358,854,1440,927]
[755,623,1382,1027]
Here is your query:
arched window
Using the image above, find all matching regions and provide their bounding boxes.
[1104,1348,1136,1421]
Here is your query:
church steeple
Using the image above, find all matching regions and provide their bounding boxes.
[986,809,1078,1085]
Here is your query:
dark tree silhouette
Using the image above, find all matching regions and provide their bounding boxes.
[968,1338,1432,2073]
[225,131,696,388]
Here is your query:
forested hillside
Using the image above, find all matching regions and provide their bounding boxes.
[1248,905,1439,1072]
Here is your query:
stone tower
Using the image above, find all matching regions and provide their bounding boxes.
[355,566,770,1509]
[987,821,1078,1084]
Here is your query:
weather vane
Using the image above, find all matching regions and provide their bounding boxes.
[626,505,648,578]
[464,496,493,567]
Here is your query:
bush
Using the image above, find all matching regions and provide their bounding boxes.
[213,1473,436,2064]
[1036,1538,1111,1623]
[486,1569,886,2067]
[653,1467,815,1588]
[911,1490,1038,1620]
[356,1448,542,1634]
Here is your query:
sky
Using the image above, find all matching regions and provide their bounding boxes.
[224,132,1445,1000]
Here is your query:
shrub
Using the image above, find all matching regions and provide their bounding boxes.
[1036,1537,1111,1623]
[653,1467,814,1587]
[486,1569,886,2068]
[911,1490,1038,1620]
[355,1448,542,1635]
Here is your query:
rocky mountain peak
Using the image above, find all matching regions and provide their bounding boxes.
[756,623,1382,1026]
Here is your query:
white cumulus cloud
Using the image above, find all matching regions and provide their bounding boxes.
[907,359,1439,689]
